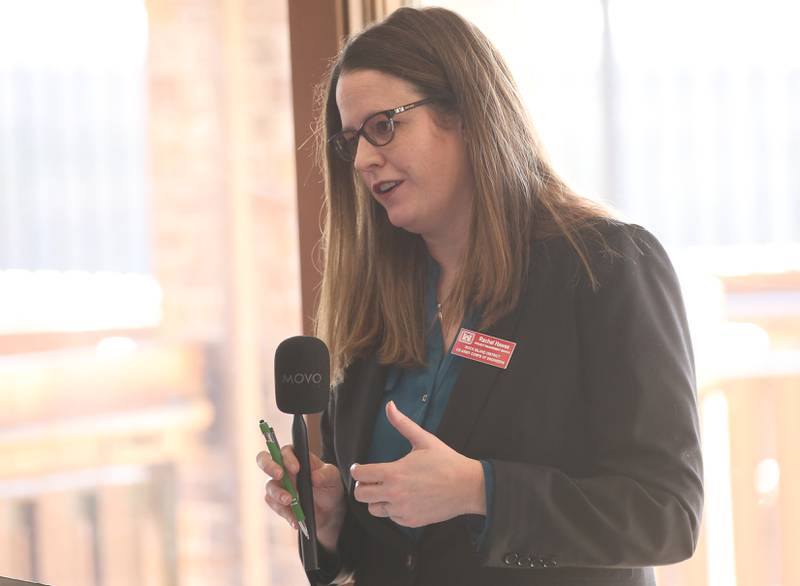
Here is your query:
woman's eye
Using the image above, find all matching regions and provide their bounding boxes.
[374,120,392,135]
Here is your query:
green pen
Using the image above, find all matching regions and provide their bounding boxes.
[259,419,309,539]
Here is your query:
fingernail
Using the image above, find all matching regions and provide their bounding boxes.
[281,494,290,505]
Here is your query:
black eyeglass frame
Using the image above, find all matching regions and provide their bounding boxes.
[328,97,436,162]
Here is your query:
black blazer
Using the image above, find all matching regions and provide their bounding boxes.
[310,221,704,586]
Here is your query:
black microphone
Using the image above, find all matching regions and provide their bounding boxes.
[274,336,330,576]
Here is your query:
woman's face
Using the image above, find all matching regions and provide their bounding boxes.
[336,69,475,243]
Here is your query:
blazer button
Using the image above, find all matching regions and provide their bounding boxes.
[405,553,417,572]
[503,553,519,566]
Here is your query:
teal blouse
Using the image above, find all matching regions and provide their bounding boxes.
[365,258,494,548]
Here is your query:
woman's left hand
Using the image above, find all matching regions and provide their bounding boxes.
[351,400,486,528]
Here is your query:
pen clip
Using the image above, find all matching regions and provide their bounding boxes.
[259,419,275,440]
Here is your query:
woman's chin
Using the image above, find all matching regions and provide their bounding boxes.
[385,210,414,232]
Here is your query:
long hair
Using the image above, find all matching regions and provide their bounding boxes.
[314,7,611,383]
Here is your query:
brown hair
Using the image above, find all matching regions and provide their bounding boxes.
[314,7,611,383]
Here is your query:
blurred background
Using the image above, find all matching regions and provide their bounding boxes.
[0,0,797,585]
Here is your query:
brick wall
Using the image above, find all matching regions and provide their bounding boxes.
[146,0,304,584]
[148,0,300,342]
[148,0,229,341]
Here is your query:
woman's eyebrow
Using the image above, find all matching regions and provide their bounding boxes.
[340,106,386,132]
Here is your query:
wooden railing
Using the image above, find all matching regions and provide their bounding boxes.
[0,342,213,586]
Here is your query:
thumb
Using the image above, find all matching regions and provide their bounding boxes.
[309,451,325,470]
[386,400,438,450]
[311,463,340,487]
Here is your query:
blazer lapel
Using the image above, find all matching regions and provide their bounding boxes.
[335,357,413,548]
[436,298,530,454]
[335,357,387,470]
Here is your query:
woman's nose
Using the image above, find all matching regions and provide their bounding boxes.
[353,135,384,171]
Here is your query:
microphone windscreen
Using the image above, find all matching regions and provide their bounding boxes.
[274,336,330,414]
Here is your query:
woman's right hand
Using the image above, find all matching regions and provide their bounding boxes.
[257,445,346,551]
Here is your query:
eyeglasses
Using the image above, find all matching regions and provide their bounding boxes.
[329,98,435,162]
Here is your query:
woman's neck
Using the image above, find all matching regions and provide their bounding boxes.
[425,235,466,303]
[422,198,472,301]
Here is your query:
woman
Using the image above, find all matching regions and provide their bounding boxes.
[257,7,703,585]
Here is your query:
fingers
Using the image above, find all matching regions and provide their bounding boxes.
[350,462,385,484]
[352,461,389,504]
[263,479,299,530]
[258,446,342,528]
[258,446,341,492]
[256,444,300,478]
[368,501,391,518]
[264,478,293,506]
[256,451,283,479]
[353,479,387,504]
[280,445,300,475]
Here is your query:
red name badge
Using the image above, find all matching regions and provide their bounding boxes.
[451,328,517,369]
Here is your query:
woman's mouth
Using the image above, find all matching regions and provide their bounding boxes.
[373,180,403,196]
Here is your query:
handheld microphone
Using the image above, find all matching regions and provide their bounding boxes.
[274,336,330,575]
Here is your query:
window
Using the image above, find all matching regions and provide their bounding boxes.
[0,0,159,333]
[419,0,800,264]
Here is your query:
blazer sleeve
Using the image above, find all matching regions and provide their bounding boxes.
[304,387,365,585]
[480,225,704,569]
